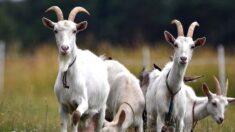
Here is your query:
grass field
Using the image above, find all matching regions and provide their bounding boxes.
[0,44,235,131]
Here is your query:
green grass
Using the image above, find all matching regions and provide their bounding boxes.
[0,45,235,131]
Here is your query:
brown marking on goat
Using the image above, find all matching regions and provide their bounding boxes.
[64,21,69,27]
[161,125,174,132]
[77,112,100,132]
[139,68,149,87]
[72,111,81,125]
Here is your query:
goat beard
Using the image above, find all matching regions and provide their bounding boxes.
[59,56,70,72]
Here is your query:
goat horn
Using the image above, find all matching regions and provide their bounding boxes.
[213,76,222,95]
[184,75,203,83]
[68,7,90,22]
[45,6,64,21]
[187,21,199,38]
[171,19,184,36]
[224,79,228,96]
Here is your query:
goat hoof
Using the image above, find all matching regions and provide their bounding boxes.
[72,111,81,125]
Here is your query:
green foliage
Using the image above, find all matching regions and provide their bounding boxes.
[0,0,235,49]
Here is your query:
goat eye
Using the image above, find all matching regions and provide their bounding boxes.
[54,30,58,34]
[191,45,195,49]
[174,44,178,48]
[73,30,77,34]
[212,102,217,107]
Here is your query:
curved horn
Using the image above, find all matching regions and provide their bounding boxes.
[68,7,90,21]
[187,21,199,38]
[184,75,203,83]
[45,6,64,21]
[224,79,228,96]
[213,76,222,95]
[171,19,184,36]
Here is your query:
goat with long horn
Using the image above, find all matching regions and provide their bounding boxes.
[183,77,235,131]
[146,20,207,132]
[42,6,110,132]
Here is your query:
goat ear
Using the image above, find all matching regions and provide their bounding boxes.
[202,83,212,100]
[164,31,175,45]
[77,21,88,32]
[227,97,235,104]
[42,17,55,30]
[117,110,126,126]
[194,37,206,47]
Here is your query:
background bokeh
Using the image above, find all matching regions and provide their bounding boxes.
[0,0,235,131]
[1,0,235,49]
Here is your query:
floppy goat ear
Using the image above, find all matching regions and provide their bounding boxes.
[194,37,206,47]
[42,17,55,30]
[227,97,235,104]
[164,31,175,45]
[77,21,88,32]
[202,83,212,100]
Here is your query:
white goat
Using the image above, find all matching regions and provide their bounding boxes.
[146,20,206,132]
[140,64,202,98]
[184,77,235,131]
[42,6,110,132]
[142,66,235,132]
[101,58,145,132]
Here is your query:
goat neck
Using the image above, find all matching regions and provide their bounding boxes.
[193,97,209,121]
[167,59,187,94]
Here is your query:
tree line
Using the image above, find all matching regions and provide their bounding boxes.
[0,0,235,49]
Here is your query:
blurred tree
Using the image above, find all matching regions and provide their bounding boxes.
[0,0,235,49]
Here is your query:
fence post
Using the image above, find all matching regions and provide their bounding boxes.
[217,44,225,90]
[142,46,150,69]
[0,41,5,94]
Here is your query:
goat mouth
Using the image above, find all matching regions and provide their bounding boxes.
[179,61,187,65]
[216,120,223,124]
[61,51,68,56]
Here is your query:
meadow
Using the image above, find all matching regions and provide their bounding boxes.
[0,43,235,132]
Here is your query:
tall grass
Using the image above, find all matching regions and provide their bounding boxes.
[0,44,234,131]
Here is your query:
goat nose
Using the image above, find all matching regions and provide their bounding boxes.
[180,56,187,61]
[61,45,69,51]
[219,117,224,123]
